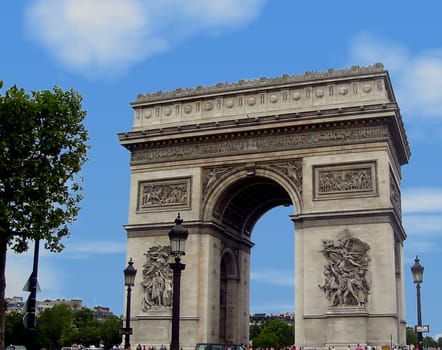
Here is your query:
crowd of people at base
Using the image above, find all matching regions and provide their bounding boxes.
[128,344,168,350]
[113,344,441,350]
[248,344,438,350]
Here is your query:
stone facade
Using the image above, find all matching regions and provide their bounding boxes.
[119,64,410,348]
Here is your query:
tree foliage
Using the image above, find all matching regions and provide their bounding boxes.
[5,310,34,349]
[250,318,294,349]
[0,82,89,252]
[36,304,73,350]
[406,328,418,347]
[100,315,122,349]
[422,335,437,348]
[70,308,101,347]
[6,306,121,350]
[0,81,89,350]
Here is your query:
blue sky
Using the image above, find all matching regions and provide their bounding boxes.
[2,0,442,341]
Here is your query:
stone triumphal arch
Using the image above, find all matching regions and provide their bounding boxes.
[119,64,410,348]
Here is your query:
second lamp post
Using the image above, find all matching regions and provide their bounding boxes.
[169,213,189,350]
[411,255,424,347]
[123,258,137,350]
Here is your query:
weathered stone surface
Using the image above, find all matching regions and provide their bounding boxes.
[120,64,409,349]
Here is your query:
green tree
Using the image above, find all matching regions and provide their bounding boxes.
[71,308,101,347]
[253,330,279,349]
[250,324,262,341]
[406,328,417,346]
[5,310,35,349]
[250,318,294,349]
[422,335,437,348]
[0,81,89,349]
[36,304,74,350]
[100,315,122,349]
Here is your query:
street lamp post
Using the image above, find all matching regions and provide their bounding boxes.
[168,213,189,350]
[123,258,137,350]
[411,255,424,348]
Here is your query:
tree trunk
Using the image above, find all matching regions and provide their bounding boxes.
[0,237,7,350]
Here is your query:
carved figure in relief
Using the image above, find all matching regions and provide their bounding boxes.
[141,245,173,311]
[276,161,302,182]
[203,167,232,194]
[318,168,372,194]
[319,230,370,307]
[141,183,187,208]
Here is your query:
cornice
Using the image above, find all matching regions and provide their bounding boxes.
[120,103,395,141]
[291,208,406,241]
[133,63,386,104]
[119,104,410,165]
[121,64,410,164]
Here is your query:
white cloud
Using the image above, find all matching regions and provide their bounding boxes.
[402,188,442,213]
[348,33,410,70]
[65,240,126,255]
[403,214,442,235]
[348,33,442,119]
[404,240,439,256]
[24,0,265,78]
[6,249,66,301]
[251,268,294,287]
[401,188,442,254]
[5,240,125,300]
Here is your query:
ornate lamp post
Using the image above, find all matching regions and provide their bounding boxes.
[168,213,189,350]
[411,255,424,347]
[123,258,137,350]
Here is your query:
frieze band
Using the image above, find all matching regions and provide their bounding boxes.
[131,125,389,165]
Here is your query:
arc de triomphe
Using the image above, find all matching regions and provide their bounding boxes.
[119,64,410,348]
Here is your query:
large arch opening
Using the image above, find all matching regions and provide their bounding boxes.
[214,174,297,343]
[212,175,295,237]
[250,205,295,315]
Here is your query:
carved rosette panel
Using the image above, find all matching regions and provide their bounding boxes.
[319,230,370,307]
[390,171,401,220]
[314,161,377,200]
[133,65,391,131]
[137,177,191,212]
[141,245,173,312]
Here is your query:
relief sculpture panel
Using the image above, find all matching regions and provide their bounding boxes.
[137,177,191,212]
[390,171,401,219]
[141,245,173,311]
[314,161,377,200]
[319,229,370,307]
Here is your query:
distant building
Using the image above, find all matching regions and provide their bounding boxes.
[5,296,113,319]
[92,305,113,320]
[37,298,84,313]
[249,312,295,325]
[6,296,25,313]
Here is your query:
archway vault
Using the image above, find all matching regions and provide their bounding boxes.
[202,166,301,238]
[120,64,411,349]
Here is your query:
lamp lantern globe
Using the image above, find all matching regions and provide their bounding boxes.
[168,213,189,257]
